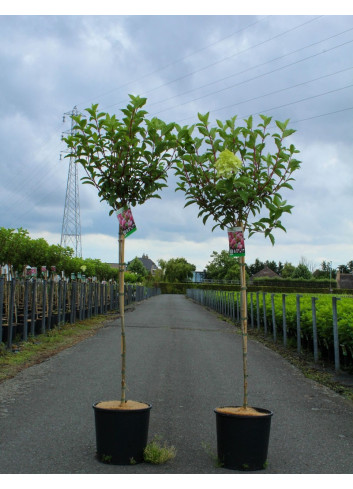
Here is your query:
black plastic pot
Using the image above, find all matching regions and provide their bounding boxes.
[215,406,273,471]
[93,401,152,465]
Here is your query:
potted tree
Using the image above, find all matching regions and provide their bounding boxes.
[64,94,177,464]
[174,112,301,470]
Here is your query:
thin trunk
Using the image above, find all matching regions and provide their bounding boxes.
[239,251,248,409]
[119,228,126,404]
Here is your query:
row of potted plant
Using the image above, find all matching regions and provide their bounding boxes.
[64,94,301,470]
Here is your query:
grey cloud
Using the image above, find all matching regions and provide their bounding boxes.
[1,14,352,268]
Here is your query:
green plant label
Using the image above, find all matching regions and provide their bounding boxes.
[117,207,137,238]
[228,227,245,257]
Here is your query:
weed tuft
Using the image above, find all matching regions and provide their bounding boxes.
[143,435,176,464]
[99,454,112,463]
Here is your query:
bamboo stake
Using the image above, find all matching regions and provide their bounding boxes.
[119,228,126,405]
[240,254,248,409]
[236,219,249,410]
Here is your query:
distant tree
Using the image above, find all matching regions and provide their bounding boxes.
[157,259,167,278]
[314,260,333,279]
[23,238,50,271]
[124,272,139,284]
[47,244,74,274]
[337,264,349,274]
[281,262,296,278]
[0,227,118,281]
[163,257,196,283]
[0,227,31,274]
[246,258,264,276]
[313,269,328,279]
[321,260,330,272]
[291,263,312,279]
[206,250,241,281]
[299,256,316,273]
[64,256,86,277]
[127,257,148,281]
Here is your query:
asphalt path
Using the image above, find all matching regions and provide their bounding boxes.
[0,294,352,474]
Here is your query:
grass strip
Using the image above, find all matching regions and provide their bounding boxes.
[0,313,119,383]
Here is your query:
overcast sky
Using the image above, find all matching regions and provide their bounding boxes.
[1,4,353,272]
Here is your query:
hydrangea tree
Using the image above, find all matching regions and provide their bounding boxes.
[64,94,178,405]
[174,112,301,411]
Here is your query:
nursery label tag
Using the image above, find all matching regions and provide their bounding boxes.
[117,207,137,238]
[228,227,245,257]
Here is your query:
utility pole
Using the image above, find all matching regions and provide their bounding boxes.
[60,106,82,258]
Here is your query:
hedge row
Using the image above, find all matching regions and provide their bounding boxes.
[252,276,337,288]
[154,282,353,296]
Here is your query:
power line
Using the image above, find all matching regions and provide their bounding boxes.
[103,16,322,111]
[2,143,63,213]
[246,83,353,119]
[76,16,268,109]
[293,106,353,124]
[180,65,353,118]
[152,37,353,118]
[147,25,353,111]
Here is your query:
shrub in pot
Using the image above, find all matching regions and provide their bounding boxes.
[174,112,301,470]
[64,95,177,464]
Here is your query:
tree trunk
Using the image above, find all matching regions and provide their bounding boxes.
[118,228,126,404]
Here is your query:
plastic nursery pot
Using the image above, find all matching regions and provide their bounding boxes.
[93,401,152,465]
[214,406,273,471]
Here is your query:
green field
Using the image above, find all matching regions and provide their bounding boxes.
[191,288,353,369]
[248,292,353,367]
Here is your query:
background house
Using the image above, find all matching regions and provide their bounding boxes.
[336,271,353,289]
[251,266,280,279]
[249,266,280,284]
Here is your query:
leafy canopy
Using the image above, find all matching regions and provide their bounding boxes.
[174,113,301,244]
[64,94,178,214]
[127,257,148,279]
[205,250,241,281]
[158,257,196,283]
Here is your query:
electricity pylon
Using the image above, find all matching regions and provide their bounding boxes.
[60,106,82,258]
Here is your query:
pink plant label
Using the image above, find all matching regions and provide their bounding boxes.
[117,207,137,238]
[228,227,245,257]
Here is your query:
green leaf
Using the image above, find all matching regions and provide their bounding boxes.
[216,119,224,128]
[238,190,249,204]
[198,126,209,137]
[275,120,285,132]
[283,128,296,138]
[197,112,210,125]
[184,200,197,208]
[245,115,253,129]
[273,194,281,207]
[259,114,272,126]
